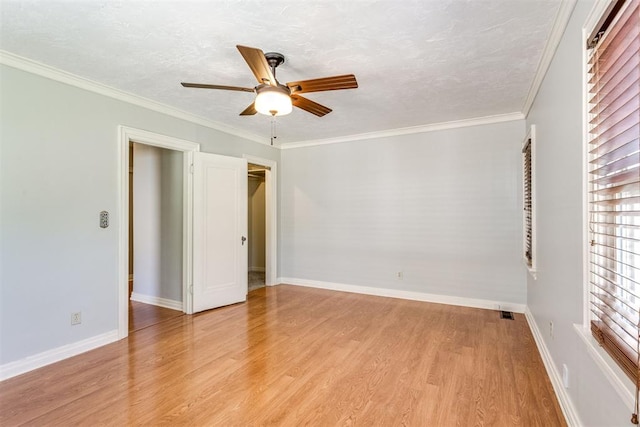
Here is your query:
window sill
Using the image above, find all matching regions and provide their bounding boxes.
[573,323,635,410]
[522,258,538,280]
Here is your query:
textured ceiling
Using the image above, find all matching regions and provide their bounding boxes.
[0,0,562,145]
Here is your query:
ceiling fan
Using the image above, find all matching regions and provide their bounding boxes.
[181,45,358,117]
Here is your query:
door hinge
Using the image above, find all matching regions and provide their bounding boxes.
[190,164,194,174]
[189,285,193,294]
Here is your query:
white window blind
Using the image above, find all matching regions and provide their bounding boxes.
[523,128,535,271]
[587,0,640,404]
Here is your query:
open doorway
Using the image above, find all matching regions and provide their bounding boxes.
[119,127,276,339]
[243,155,277,288]
[248,163,267,292]
[118,126,199,340]
[129,142,184,331]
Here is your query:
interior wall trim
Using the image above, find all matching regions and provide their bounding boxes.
[1,49,529,151]
[0,50,267,145]
[118,126,199,339]
[276,278,526,313]
[279,112,525,150]
[0,330,118,381]
[521,0,579,116]
[525,308,582,427]
[1,14,575,152]
[130,293,183,311]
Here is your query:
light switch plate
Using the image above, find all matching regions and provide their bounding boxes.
[100,211,109,228]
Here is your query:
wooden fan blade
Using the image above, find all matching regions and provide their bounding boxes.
[291,95,332,117]
[287,74,358,94]
[181,82,254,92]
[236,45,277,86]
[240,103,257,116]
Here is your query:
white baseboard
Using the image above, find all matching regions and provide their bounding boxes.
[276,277,526,313]
[525,308,581,426]
[0,330,119,381]
[249,267,266,273]
[130,292,182,311]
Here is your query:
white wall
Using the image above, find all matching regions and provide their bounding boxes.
[248,177,266,271]
[525,0,632,424]
[280,119,526,305]
[132,143,183,303]
[0,64,279,366]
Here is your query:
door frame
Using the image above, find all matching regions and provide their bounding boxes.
[118,126,200,339]
[243,154,278,286]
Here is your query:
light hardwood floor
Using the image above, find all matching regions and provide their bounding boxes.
[0,285,566,426]
[129,300,183,333]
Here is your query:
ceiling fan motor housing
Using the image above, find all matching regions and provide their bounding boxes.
[264,52,285,71]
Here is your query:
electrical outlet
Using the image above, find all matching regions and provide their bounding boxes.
[71,312,82,325]
[549,321,554,339]
[397,271,403,280]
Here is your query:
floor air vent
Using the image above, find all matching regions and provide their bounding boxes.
[500,311,514,320]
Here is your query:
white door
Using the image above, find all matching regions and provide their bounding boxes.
[193,152,248,313]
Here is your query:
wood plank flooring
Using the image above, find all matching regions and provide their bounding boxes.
[0,285,566,426]
[129,300,183,333]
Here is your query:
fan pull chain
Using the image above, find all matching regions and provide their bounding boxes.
[270,115,277,146]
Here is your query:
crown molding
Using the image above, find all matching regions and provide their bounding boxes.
[1,48,549,151]
[522,0,578,117]
[0,50,268,145]
[279,112,525,150]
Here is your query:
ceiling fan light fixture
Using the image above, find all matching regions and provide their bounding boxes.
[181,46,357,118]
[254,85,292,116]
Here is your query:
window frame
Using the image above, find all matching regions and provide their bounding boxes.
[523,125,537,279]
[580,0,640,411]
